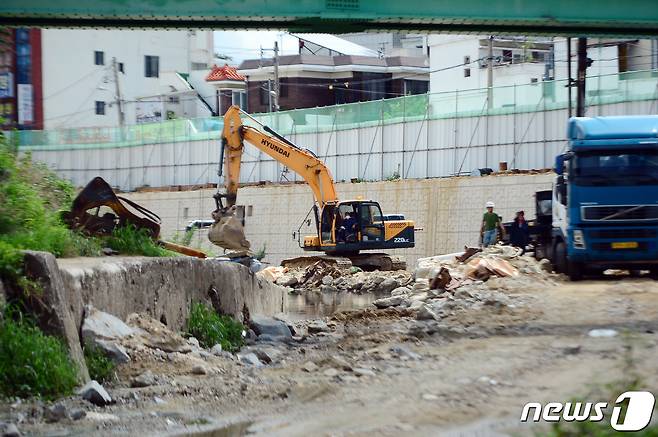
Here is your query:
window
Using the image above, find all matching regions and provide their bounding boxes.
[232,91,247,110]
[530,77,539,84]
[95,101,105,115]
[464,68,471,78]
[118,62,124,73]
[279,78,289,98]
[144,55,159,78]
[502,49,513,63]
[247,205,253,217]
[404,79,428,95]
[94,51,104,66]
[168,96,180,104]
[463,55,471,64]
[191,62,207,70]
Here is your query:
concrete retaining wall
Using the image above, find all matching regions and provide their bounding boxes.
[9,253,287,381]
[122,173,554,267]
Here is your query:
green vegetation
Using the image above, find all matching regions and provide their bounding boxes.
[106,224,174,257]
[186,302,245,352]
[172,228,196,247]
[0,306,78,399]
[254,244,267,261]
[84,345,116,383]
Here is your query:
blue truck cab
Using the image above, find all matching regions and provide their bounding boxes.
[552,116,658,280]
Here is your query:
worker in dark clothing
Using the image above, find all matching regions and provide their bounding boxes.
[509,210,530,254]
[338,212,358,242]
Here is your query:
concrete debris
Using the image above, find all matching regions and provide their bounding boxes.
[373,296,405,309]
[323,368,339,377]
[210,344,223,355]
[78,380,113,407]
[94,340,131,364]
[302,361,318,372]
[81,305,135,343]
[259,266,287,283]
[187,337,200,348]
[126,313,192,353]
[353,368,376,377]
[131,370,157,388]
[307,320,330,334]
[249,315,292,339]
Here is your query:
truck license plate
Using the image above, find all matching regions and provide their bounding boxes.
[611,241,639,249]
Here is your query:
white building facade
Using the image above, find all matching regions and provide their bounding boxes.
[41,29,214,129]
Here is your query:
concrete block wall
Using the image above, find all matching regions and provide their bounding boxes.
[122,173,554,267]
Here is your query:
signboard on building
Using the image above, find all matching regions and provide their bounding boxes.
[0,73,13,98]
[17,83,33,124]
[136,98,164,124]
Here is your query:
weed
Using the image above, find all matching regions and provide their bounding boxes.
[172,228,196,247]
[84,345,116,383]
[385,170,401,181]
[186,302,245,352]
[0,306,78,399]
[254,244,267,261]
[105,224,175,257]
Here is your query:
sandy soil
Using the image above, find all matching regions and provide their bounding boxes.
[3,276,658,436]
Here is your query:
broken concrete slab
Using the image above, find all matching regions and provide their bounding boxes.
[78,380,113,406]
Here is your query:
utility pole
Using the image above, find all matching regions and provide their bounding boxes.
[576,37,587,117]
[487,36,494,110]
[111,57,125,127]
[567,37,572,117]
[273,41,280,112]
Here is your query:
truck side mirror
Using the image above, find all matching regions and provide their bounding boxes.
[555,154,565,175]
[556,175,567,205]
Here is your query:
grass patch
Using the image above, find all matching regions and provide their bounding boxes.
[0,306,78,399]
[84,345,116,383]
[106,224,175,257]
[186,302,245,352]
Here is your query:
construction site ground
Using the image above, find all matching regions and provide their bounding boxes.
[5,272,658,436]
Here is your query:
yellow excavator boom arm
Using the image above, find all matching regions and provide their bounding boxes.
[220,105,339,209]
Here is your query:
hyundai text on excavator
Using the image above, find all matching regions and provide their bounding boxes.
[208,106,415,270]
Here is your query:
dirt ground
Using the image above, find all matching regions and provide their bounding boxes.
[4,276,658,436]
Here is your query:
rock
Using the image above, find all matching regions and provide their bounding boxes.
[408,300,425,311]
[250,315,292,339]
[588,329,618,338]
[353,368,376,377]
[327,355,352,371]
[539,258,553,273]
[0,423,21,437]
[373,295,403,309]
[307,320,330,334]
[320,285,339,293]
[85,412,119,422]
[44,404,68,423]
[237,352,263,367]
[453,289,474,300]
[390,345,422,360]
[94,340,130,364]
[377,277,399,294]
[153,396,167,405]
[101,247,118,256]
[210,344,223,355]
[321,275,333,285]
[416,305,439,321]
[187,337,200,348]
[422,393,439,401]
[552,342,581,355]
[78,380,113,406]
[390,286,410,296]
[276,275,298,287]
[191,365,208,375]
[323,368,339,377]
[302,361,318,372]
[126,313,191,353]
[70,409,86,421]
[81,305,134,343]
[251,347,281,364]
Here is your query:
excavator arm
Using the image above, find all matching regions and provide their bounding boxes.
[210,105,338,251]
[218,105,338,209]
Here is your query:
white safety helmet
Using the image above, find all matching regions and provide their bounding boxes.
[485,201,495,208]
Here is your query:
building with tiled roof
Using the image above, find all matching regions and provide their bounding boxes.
[205,64,246,115]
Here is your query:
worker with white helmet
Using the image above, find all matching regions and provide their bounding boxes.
[480,201,503,247]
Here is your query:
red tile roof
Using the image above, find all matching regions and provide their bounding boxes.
[205,64,246,82]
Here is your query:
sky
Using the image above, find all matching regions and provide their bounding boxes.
[213,31,301,65]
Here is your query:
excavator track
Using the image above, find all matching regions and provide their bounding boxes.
[281,253,406,271]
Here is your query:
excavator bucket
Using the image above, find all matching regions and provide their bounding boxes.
[208,206,251,252]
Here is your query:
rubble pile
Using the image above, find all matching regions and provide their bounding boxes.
[371,246,559,320]
[260,261,413,295]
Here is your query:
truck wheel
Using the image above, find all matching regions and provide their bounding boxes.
[555,241,583,281]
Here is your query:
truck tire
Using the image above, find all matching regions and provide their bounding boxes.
[555,241,583,281]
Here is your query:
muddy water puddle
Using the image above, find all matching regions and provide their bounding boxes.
[284,291,376,321]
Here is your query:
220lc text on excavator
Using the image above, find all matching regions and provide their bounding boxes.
[208,106,416,271]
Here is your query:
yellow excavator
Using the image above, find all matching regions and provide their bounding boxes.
[208,106,415,270]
